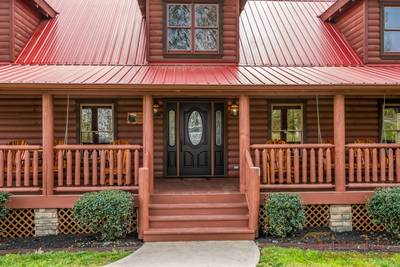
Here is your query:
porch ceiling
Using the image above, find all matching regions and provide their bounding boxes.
[0,64,400,92]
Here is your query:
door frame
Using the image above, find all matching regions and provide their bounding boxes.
[163,99,227,177]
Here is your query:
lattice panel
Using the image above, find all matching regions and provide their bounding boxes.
[0,209,35,238]
[304,205,330,228]
[58,208,138,235]
[258,204,330,231]
[352,204,385,232]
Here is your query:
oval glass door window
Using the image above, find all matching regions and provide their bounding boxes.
[188,110,203,146]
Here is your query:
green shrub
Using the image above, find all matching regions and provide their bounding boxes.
[367,188,400,239]
[263,193,304,238]
[72,190,133,241]
[0,192,10,219]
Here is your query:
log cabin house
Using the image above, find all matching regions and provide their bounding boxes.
[0,0,400,241]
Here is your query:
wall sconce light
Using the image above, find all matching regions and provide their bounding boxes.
[228,102,239,117]
[153,102,161,116]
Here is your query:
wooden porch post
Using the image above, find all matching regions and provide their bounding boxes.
[42,94,54,195]
[143,95,154,192]
[334,95,346,192]
[239,95,250,193]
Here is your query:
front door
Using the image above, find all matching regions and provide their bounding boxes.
[180,102,211,176]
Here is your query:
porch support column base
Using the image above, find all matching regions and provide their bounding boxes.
[329,205,352,232]
[34,209,58,236]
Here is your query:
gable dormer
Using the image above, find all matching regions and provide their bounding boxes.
[147,0,241,63]
[0,0,56,63]
[322,0,400,64]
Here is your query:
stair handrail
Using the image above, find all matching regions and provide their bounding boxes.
[244,149,260,236]
[138,151,151,239]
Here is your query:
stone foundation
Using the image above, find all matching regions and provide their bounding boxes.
[329,205,352,232]
[34,209,58,236]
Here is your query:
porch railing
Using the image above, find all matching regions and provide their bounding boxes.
[54,144,141,193]
[346,143,400,189]
[250,144,335,190]
[0,145,42,193]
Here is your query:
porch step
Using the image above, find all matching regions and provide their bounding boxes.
[149,214,249,228]
[143,193,253,242]
[143,227,255,242]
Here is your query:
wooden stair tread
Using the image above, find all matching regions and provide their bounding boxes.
[144,227,254,235]
[149,202,248,209]
[149,214,249,221]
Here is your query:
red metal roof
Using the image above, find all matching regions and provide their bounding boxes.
[239,0,362,66]
[16,0,147,65]
[15,0,361,67]
[1,64,399,86]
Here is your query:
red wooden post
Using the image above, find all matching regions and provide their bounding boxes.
[42,94,54,195]
[239,95,250,193]
[334,95,346,192]
[143,95,154,192]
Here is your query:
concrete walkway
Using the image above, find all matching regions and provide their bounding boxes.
[106,241,260,267]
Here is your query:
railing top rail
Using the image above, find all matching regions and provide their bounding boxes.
[55,144,142,150]
[250,144,335,149]
[345,143,400,149]
[0,145,42,150]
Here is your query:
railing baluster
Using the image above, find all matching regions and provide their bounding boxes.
[33,150,38,187]
[286,148,291,184]
[92,150,98,186]
[326,148,332,183]
[100,150,106,185]
[0,151,3,187]
[270,149,275,184]
[396,148,400,182]
[348,148,354,182]
[380,148,386,182]
[318,148,323,183]
[74,150,81,186]
[294,148,299,184]
[58,150,64,186]
[24,150,30,187]
[255,149,260,168]
[84,150,89,185]
[364,148,370,182]
[356,148,362,182]
[15,150,21,187]
[278,149,284,184]
[126,149,132,185]
[262,149,267,184]
[109,149,114,186]
[134,149,139,186]
[117,149,123,186]
[67,150,73,186]
[372,148,378,182]
[310,148,316,184]
[7,150,12,187]
[388,148,394,182]
[302,148,307,184]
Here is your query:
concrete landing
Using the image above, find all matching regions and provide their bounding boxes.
[105,241,260,267]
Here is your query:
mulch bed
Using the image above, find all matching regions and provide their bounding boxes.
[0,233,142,255]
[257,228,400,252]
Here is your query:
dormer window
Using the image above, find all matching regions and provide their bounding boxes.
[382,5,400,56]
[165,2,220,56]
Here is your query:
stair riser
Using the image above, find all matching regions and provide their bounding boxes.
[151,194,246,204]
[144,233,255,242]
[150,208,248,216]
[150,220,249,228]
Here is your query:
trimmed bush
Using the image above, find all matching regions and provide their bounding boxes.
[263,193,304,238]
[0,192,10,219]
[72,190,133,241]
[367,188,400,239]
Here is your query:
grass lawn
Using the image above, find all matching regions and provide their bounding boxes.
[258,246,400,267]
[0,250,131,267]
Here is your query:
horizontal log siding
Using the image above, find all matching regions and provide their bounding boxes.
[148,0,238,63]
[227,106,239,177]
[154,108,164,178]
[335,1,364,59]
[367,0,400,63]
[0,0,11,61]
[14,0,42,56]
[0,97,143,146]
